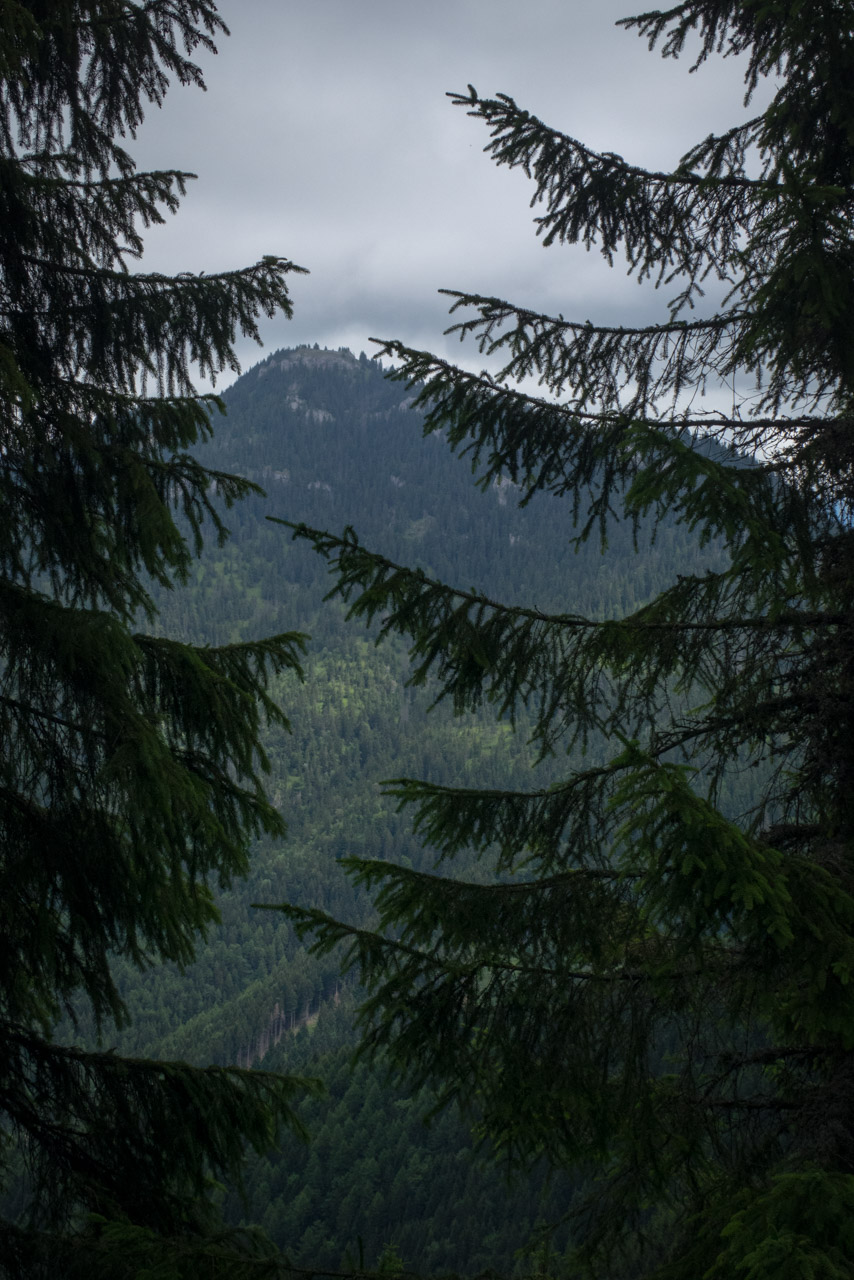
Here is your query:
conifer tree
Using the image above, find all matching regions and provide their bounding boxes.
[0,3,314,1274]
[282,4,854,1276]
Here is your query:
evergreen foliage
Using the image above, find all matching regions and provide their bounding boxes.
[60,346,735,1277]
[229,996,580,1277]
[280,5,854,1277]
[0,4,313,1273]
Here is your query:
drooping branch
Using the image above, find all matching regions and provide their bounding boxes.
[449,86,773,308]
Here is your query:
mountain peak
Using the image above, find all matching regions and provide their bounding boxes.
[253,345,364,380]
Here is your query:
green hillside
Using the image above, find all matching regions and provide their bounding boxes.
[71,345,731,1272]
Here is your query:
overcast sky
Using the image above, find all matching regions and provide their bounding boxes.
[131,1,766,387]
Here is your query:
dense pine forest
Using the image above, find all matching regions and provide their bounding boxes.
[63,343,725,1272]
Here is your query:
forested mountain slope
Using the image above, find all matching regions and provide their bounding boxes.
[192,343,711,622]
[76,346,729,1272]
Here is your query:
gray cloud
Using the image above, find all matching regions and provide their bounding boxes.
[131,1,768,384]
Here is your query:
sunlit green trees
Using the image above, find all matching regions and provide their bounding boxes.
[0,3,313,1274]
[284,4,854,1276]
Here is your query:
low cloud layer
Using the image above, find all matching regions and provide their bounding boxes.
[132,0,767,383]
